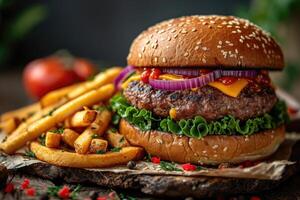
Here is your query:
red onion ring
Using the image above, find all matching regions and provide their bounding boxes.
[161,68,201,77]
[149,70,222,91]
[114,66,135,89]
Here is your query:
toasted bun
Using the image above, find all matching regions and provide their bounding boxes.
[127,15,284,70]
[120,119,285,165]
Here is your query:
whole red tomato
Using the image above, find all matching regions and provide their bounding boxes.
[23,56,96,99]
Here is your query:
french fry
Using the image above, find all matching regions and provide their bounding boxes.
[0,84,114,154]
[89,139,108,153]
[67,109,97,127]
[67,67,121,100]
[0,118,19,134]
[0,103,40,122]
[106,129,129,148]
[40,83,80,108]
[30,141,144,168]
[74,109,112,154]
[62,129,79,148]
[6,102,62,140]
[45,132,61,148]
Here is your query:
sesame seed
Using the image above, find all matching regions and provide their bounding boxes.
[194,46,200,50]
[196,41,202,45]
[202,150,207,154]
[154,57,158,62]
[239,39,244,43]
[138,53,142,58]
[146,40,150,45]
[202,47,208,51]
[191,28,197,32]
[181,29,188,34]
[212,145,219,149]
[218,41,222,45]
[142,47,145,52]
[174,34,178,38]
[202,58,207,63]
[167,36,171,41]
[184,52,189,57]
[235,49,238,54]
[162,57,167,63]
[217,45,222,48]
[223,147,228,152]
[170,29,176,33]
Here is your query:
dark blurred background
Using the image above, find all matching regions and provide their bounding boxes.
[0,0,300,112]
[3,0,250,67]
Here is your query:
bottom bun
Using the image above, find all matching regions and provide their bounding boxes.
[119,119,285,165]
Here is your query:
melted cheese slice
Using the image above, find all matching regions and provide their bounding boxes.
[159,74,183,80]
[121,73,248,98]
[208,79,249,97]
[121,74,141,89]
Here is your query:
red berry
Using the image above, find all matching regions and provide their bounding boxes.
[97,197,107,200]
[149,68,161,79]
[58,185,70,199]
[250,196,261,200]
[4,183,14,193]
[141,69,151,83]
[151,156,161,164]
[26,188,36,196]
[182,163,197,171]
[21,178,30,190]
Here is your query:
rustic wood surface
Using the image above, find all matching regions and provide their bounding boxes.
[0,139,298,199]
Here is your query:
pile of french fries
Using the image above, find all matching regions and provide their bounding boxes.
[0,67,143,168]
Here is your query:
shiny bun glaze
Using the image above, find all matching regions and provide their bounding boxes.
[127,15,284,69]
[120,119,285,165]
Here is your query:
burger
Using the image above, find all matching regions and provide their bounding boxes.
[111,15,289,165]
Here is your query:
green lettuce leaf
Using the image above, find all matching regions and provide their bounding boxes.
[110,94,289,138]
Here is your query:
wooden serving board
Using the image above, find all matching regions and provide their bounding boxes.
[0,139,298,199]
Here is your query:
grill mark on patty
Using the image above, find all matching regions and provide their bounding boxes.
[123,81,278,121]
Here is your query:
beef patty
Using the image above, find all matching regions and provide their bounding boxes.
[123,81,278,121]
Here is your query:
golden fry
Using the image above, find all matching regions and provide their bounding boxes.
[67,67,121,100]
[89,139,108,153]
[40,83,80,108]
[30,141,144,168]
[74,109,112,154]
[68,110,97,127]
[0,118,19,134]
[0,84,114,154]
[62,129,79,148]
[106,129,129,148]
[1,103,40,122]
[45,132,61,148]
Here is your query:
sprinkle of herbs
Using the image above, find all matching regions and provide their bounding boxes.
[160,161,182,172]
[25,150,36,158]
[111,147,121,152]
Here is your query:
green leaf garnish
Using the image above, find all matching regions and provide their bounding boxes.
[111,147,121,152]
[51,127,65,134]
[159,161,182,172]
[25,150,36,158]
[96,150,105,154]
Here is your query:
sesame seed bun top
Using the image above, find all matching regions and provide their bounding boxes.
[127,15,284,70]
